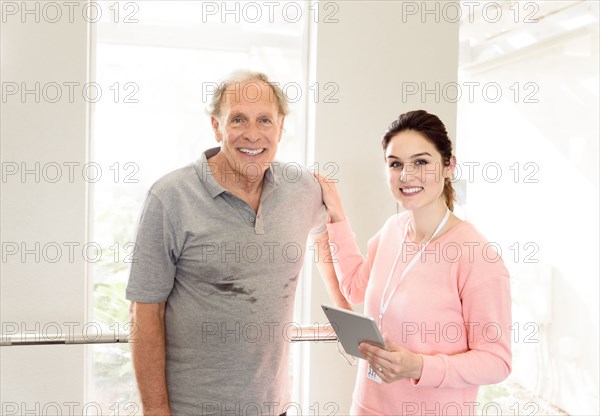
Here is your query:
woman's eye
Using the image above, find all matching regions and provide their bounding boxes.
[390,161,402,169]
[414,159,427,166]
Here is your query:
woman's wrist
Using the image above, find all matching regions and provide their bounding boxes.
[409,353,424,380]
[327,210,346,223]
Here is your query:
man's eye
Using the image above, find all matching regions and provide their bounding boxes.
[231,117,243,124]
[260,118,272,124]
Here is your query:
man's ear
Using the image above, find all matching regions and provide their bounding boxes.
[211,116,223,142]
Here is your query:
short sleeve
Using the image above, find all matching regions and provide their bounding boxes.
[126,192,179,303]
[309,202,328,238]
[304,166,328,239]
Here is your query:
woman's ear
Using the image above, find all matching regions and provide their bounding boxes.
[446,155,457,178]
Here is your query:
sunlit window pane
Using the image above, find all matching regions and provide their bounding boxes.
[91,1,309,407]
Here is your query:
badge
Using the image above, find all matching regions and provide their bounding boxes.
[367,365,382,383]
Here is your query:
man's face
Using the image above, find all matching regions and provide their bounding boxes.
[211,80,284,182]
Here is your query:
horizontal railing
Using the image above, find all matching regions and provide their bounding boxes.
[0,324,337,346]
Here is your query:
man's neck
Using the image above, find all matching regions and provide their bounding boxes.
[208,152,267,211]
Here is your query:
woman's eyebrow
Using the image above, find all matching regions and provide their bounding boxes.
[386,152,432,160]
[410,152,432,158]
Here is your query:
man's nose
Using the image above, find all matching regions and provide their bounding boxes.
[243,122,261,141]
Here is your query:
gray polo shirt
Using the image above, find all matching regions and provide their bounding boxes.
[126,147,327,415]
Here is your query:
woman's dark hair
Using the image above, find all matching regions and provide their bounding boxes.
[382,110,456,211]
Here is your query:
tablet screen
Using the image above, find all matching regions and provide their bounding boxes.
[321,304,387,358]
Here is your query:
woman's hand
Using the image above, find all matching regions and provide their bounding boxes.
[358,336,424,383]
[313,173,346,223]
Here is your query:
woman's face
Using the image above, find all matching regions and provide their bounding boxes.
[385,130,453,212]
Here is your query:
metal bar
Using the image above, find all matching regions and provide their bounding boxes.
[0,324,337,346]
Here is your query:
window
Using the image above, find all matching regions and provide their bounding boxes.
[90,1,311,407]
[458,1,598,414]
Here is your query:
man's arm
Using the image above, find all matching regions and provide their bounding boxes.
[129,301,171,416]
[313,231,352,310]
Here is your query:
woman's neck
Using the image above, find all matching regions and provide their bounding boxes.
[407,201,449,244]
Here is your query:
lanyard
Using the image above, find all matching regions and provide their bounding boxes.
[378,208,450,329]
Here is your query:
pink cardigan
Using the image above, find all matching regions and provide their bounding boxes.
[327,213,512,416]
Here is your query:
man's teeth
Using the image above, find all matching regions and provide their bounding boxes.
[239,148,265,155]
[402,187,423,194]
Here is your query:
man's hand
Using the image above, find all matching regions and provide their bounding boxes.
[142,406,172,416]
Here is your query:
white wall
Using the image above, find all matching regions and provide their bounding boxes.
[308,1,459,412]
[0,2,90,412]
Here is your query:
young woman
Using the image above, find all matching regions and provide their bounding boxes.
[316,110,512,415]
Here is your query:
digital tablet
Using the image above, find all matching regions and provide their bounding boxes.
[321,304,387,358]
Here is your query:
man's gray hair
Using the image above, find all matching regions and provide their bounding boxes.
[207,70,290,118]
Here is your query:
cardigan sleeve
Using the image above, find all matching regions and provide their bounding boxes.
[413,249,512,388]
[326,218,382,305]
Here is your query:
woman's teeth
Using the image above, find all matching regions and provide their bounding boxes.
[401,187,423,195]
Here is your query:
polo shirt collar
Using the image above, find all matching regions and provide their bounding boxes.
[194,146,280,199]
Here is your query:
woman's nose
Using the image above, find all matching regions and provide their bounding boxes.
[400,167,407,182]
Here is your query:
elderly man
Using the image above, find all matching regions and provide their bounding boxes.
[126,71,347,416]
